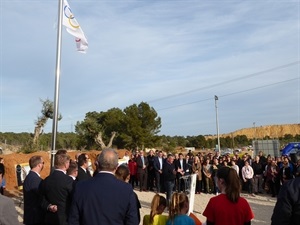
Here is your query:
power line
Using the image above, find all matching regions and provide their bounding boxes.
[149,61,300,103]
[157,77,299,111]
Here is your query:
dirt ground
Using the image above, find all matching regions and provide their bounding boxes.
[1,150,128,191]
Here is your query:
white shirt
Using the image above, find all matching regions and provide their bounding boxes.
[242,165,254,179]
[232,165,239,175]
[158,157,163,170]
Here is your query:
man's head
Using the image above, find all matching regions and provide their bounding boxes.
[54,154,70,171]
[67,160,78,178]
[56,149,68,155]
[115,164,130,183]
[283,156,289,164]
[167,154,174,164]
[97,148,119,172]
[158,151,163,158]
[174,153,179,159]
[29,155,44,172]
[179,153,183,160]
[78,153,89,168]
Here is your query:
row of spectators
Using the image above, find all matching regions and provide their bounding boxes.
[123,149,300,198]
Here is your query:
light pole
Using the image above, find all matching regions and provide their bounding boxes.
[253,122,256,140]
[215,95,221,154]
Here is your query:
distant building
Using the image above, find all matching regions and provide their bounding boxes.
[185,147,195,152]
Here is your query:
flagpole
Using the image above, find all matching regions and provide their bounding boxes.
[50,0,64,171]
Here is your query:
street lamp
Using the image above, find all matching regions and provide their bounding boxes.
[253,122,256,140]
[215,95,221,154]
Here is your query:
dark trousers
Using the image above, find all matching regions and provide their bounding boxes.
[129,175,138,188]
[155,172,163,193]
[148,169,155,190]
[138,171,148,190]
[178,177,185,192]
[245,178,254,194]
[196,180,202,193]
[164,180,175,206]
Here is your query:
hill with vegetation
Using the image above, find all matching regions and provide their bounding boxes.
[205,124,300,140]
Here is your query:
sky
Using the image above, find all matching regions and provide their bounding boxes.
[0,0,299,137]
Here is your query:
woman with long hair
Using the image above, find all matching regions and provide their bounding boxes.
[192,156,202,194]
[143,194,168,225]
[167,192,195,225]
[203,167,254,225]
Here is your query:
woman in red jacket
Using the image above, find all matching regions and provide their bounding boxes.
[128,154,138,188]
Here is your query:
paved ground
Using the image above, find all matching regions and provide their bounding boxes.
[11,188,276,225]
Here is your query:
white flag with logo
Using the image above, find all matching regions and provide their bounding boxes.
[63,0,88,53]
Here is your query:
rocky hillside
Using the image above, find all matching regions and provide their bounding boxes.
[208,124,300,139]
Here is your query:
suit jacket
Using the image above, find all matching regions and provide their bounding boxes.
[40,170,74,225]
[68,172,138,225]
[175,159,187,178]
[76,166,92,181]
[153,156,164,173]
[23,170,45,224]
[192,162,202,180]
[136,156,149,174]
[0,194,19,225]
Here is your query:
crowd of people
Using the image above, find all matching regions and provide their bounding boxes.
[1,148,300,225]
[126,149,300,198]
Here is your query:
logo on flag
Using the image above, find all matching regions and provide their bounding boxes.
[63,0,88,53]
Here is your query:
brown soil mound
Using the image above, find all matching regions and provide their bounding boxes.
[1,149,128,191]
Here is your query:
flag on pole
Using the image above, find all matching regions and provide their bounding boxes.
[62,0,88,53]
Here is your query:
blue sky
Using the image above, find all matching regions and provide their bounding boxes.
[0,0,299,136]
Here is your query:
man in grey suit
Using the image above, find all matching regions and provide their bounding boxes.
[69,148,138,225]
[136,150,149,191]
[0,163,19,225]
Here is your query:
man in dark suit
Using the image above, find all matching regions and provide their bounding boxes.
[162,154,176,206]
[68,148,138,225]
[153,151,164,193]
[23,155,48,225]
[175,153,186,192]
[40,153,74,225]
[147,150,155,191]
[136,150,149,191]
[76,153,92,181]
